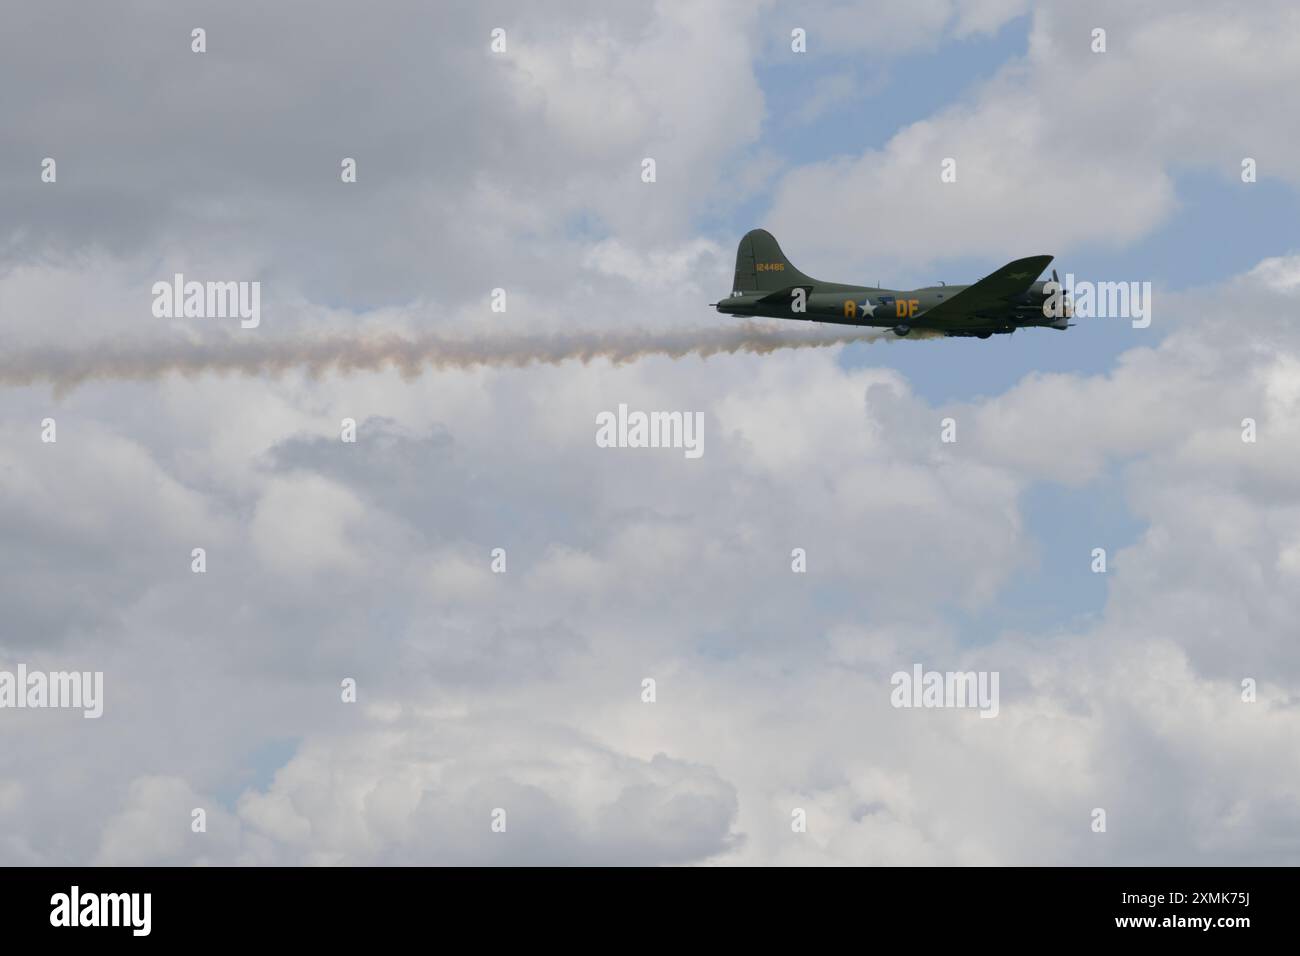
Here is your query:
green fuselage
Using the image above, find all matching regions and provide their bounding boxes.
[716,281,1059,338]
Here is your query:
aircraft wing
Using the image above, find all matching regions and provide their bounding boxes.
[918,255,1053,323]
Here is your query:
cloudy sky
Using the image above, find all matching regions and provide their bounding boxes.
[2,0,1299,865]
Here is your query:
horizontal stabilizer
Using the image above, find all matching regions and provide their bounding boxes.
[755,285,815,305]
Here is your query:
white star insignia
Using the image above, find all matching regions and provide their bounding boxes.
[858,298,874,318]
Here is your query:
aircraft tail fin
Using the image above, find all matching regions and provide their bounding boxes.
[732,229,816,293]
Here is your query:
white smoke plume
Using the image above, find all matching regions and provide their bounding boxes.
[0,323,934,394]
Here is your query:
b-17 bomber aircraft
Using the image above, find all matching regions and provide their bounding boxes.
[714,228,1072,338]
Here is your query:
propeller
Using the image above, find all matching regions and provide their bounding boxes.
[1050,268,1073,320]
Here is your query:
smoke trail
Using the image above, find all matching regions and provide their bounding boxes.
[0,322,928,394]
